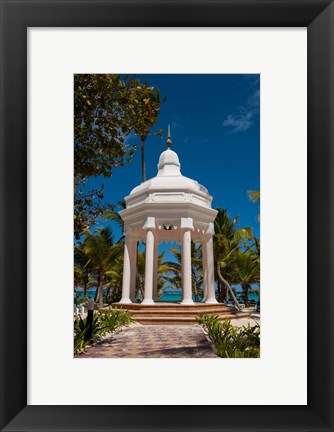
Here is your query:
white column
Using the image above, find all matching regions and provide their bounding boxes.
[119,234,132,304]
[142,229,155,304]
[130,240,138,302]
[205,236,218,304]
[153,239,159,301]
[201,239,208,302]
[181,229,194,304]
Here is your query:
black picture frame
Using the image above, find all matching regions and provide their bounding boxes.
[1,1,333,431]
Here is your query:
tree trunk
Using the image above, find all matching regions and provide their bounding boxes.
[83,273,88,297]
[97,274,105,308]
[141,136,146,182]
[243,284,249,307]
[217,282,221,303]
[220,284,227,303]
[106,287,112,303]
[138,277,145,301]
[192,276,198,302]
[216,261,241,311]
[217,281,225,303]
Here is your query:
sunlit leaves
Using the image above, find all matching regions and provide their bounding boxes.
[74,74,163,238]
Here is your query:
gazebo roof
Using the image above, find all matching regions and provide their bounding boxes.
[119,129,217,240]
[124,148,214,210]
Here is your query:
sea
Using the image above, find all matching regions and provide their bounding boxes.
[160,292,259,302]
[76,289,259,303]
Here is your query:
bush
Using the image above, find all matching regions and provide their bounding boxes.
[74,309,133,354]
[197,314,260,358]
[99,308,133,333]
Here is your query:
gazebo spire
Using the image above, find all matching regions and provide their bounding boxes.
[166,124,172,148]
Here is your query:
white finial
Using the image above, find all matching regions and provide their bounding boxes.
[166,124,172,148]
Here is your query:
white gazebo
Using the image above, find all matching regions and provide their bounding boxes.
[119,127,218,305]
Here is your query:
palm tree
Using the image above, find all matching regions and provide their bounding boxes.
[232,251,260,307]
[105,254,124,303]
[74,242,91,297]
[136,250,169,301]
[83,227,122,308]
[248,190,260,221]
[213,208,253,310]
[127,82,163,182]
[136,251,146,300]
[164,242,203,302]
[247,190,260,203]
[103,200,126,242]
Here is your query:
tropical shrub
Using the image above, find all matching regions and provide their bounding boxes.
[99,308,133,333]
[197,314,260,358]
[74,309,133,354]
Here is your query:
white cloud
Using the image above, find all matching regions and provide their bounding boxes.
[223,89,259,133]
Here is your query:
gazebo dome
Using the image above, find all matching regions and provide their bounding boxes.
[126,148,212,210]
[158,148,180,169]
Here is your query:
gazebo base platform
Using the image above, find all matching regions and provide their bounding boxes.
[108,302,250,325]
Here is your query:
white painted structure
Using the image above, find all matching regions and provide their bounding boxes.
[119,127,218,305]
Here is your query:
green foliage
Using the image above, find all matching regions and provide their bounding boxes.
[197,314,260,358]
[74,313,102,354]
[232,251,260,307]
[74,309,133,354]
[100,308,133,332]
[125,79,162,139]
[74,74,163,238]
[213,208,259,307]
[135,250,167,300]
[124,79,164,182]
[247,190,260,221]
[163,242,203,301]
[247,190,260,204]
[103,201,126,241]
[74,225,125,305]
[81,227,123,308]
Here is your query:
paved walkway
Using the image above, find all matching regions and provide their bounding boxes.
[76,324,218,358]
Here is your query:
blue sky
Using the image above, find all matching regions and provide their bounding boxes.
[87,74,260,244]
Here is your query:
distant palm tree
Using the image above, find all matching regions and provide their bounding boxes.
[164,242,203,302]
[105,254,124,303]
[74,243,91,297]
[83,227,122,308]
[136,251,146,300]
[103,200,126,242]
[213,208,253,310]
[128,83,163,182]
[232,251,260,307]
[136,250,168,300]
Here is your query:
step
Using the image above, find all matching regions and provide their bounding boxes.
[101,303,250,325]
[129,310,237,318]
[133,314,249,325]
[127,307,233,314]
[111,302,234,312]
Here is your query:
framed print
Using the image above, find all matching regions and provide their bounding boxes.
[1,1,333,431]
[28,29,305,406]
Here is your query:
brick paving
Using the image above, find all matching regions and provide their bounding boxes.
[76,324,218,358]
